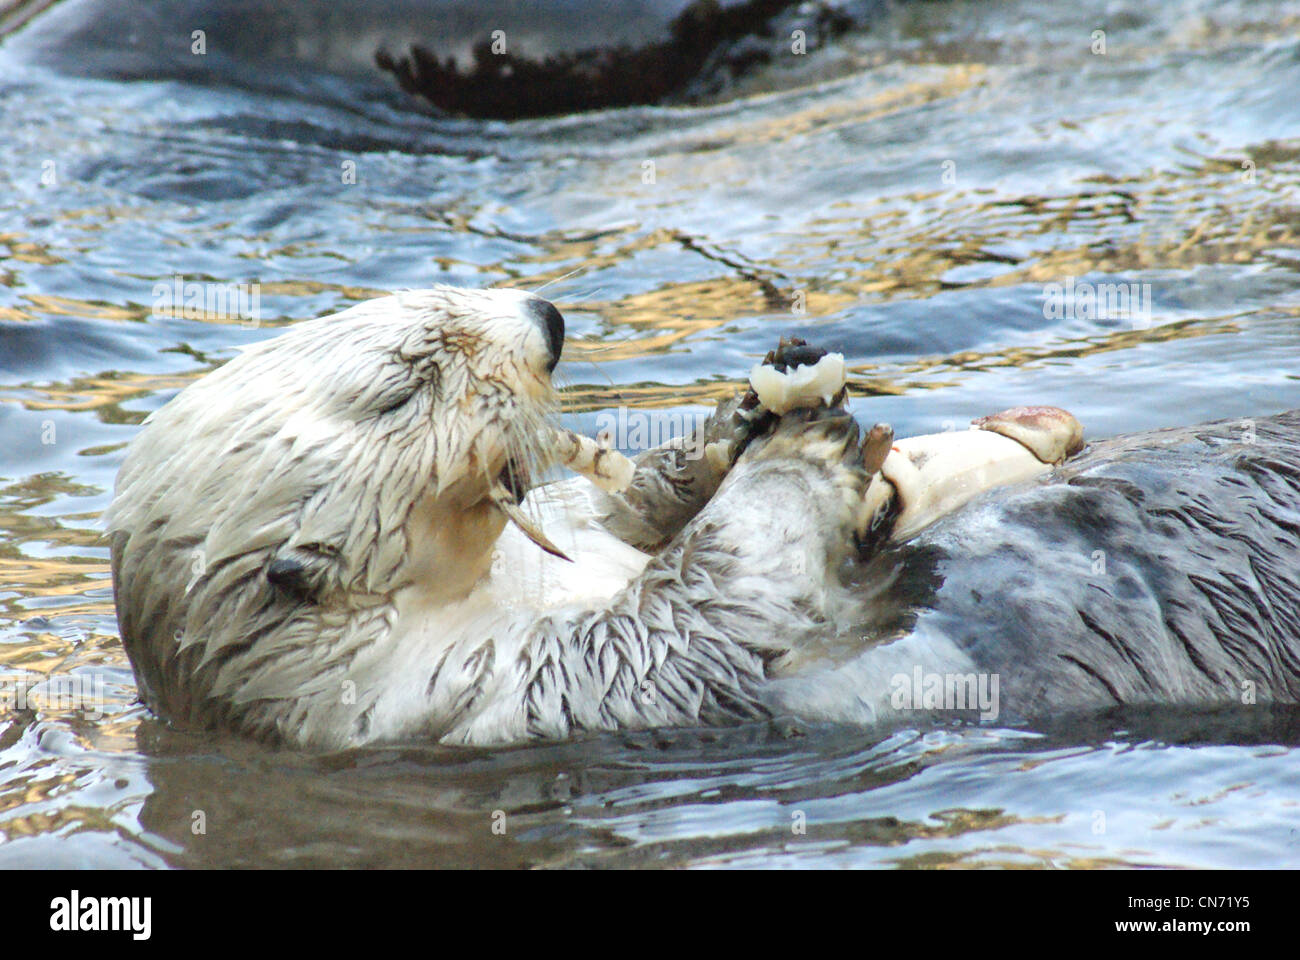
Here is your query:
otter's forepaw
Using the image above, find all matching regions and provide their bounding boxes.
[744,405,862,466]
[747,408,880,523]
[704,408,904,580]
[739,409,904,556]
[695,393,758,479]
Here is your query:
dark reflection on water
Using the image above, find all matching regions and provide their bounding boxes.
[2,0,1300,867]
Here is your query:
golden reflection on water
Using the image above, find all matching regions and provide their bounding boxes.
[0,232,65,269]
[465,147,1300,417]
[706,64,988,149]
[0,562,110,620]
[0,174,1286,427]
[3,136,1290,412]
[544,804,1099,869]
[3,371,197,420]
[886,315,1248,383]
[0,469,114,633]
[891,847,1144,869]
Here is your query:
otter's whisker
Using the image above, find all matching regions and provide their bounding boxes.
[562,340,626,358]
[528,266,586,296]
[549,283,609,305]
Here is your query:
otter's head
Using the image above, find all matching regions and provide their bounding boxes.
[105,285,565,741]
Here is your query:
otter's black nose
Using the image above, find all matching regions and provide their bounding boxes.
[524,297,565,373]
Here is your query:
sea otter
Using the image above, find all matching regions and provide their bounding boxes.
[105,286,1300,748]
[8,0,858,118]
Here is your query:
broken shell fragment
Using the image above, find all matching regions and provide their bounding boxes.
[748,352,847,416]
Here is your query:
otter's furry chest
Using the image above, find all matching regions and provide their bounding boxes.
[369,477,652,744]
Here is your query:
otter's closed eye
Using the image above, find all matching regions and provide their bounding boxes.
[368,385,419,417]
[361,362,431,417]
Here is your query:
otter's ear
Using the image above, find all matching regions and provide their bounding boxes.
[266,544,341,603]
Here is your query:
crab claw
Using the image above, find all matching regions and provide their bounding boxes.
[489,480,572,562]
[972,406,1084,465]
